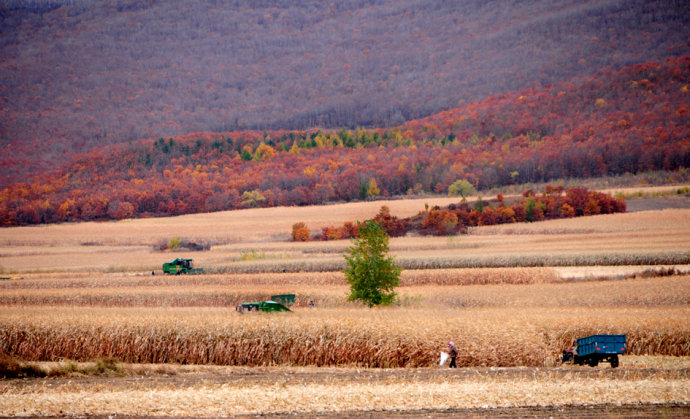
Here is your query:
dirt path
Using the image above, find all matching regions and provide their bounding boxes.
[5,364,688,391]
[0,364,690,390]
[244,404,690,418]
[626,194,690,212]
[2,364,688,417]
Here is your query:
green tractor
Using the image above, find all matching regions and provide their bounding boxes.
[162,258,203,275]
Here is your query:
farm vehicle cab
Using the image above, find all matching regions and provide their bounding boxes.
[562,335,626,368]
[162,258,203,275]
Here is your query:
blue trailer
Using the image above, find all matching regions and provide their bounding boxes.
[562,335,626,368]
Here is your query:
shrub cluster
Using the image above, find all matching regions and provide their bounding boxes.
[308,206,407,241]
[157,237,210,251]
[291,222,311,241]
[292,186,626,241]
[418,186,625,234]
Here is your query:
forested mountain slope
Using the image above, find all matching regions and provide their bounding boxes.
[1,57,688,226]
[1,0,688,186]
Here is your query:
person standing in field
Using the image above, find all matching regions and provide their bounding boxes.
[448,341,458,368]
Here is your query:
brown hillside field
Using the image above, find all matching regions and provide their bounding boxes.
[1,194,689,273]
[1,191,689,416]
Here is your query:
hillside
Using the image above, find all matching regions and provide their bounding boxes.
[1,0,689,186]
[1,57,688,226]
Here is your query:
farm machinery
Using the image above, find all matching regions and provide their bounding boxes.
[162,258,203,275]
[562,335,626,368]
[236,300,291,313]
[235,294,295,313]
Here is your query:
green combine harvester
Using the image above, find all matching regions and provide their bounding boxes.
[270,294,296,306]
[236,300,292,313]
[236,294,295,313]
[162,258,203,275]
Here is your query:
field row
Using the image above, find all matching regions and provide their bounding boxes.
[0,268,562,288]
[1,209,688,274]
[0,275,687,308]
[3,247,688,275]
[6,265,688,289]
[1,306,687,367]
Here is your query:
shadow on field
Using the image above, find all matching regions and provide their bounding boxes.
[236,404,689,418]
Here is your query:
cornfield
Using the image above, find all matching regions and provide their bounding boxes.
[1,306,687,367]
[1,274,688,367]
[1,204,688,369]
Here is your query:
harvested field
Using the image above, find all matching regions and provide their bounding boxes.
[1,189,688,415]
[1,200,689,274]
[1,360,688,417]
[0,196,471,247]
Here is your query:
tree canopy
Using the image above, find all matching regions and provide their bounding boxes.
[448,179,477,199]
[344,220,401,307]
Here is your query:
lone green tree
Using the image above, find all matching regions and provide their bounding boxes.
[344,220,401,307]
[448,179,476,201]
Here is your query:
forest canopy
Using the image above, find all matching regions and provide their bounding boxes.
[1,57,688,226]
[1,0,689,187]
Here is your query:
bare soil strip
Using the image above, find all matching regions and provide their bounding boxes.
[3,364,689,390]
[242,404,690,418]
[2,363,688,417]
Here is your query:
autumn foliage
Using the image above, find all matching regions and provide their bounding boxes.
[0,57,687,226]
[303,186,626,240]
[3,1,688,188]
[291,223,311,242]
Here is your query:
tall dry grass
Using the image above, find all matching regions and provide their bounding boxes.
[1,271,686,369]
[1,306,687,367]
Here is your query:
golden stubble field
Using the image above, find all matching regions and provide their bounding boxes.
[0,190,689,416]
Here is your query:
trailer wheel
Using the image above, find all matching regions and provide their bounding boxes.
[587,358,599,367]
[611,355,619,368]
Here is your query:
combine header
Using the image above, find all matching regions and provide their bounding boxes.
[236,294,295,313]
[236,301,291,313]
